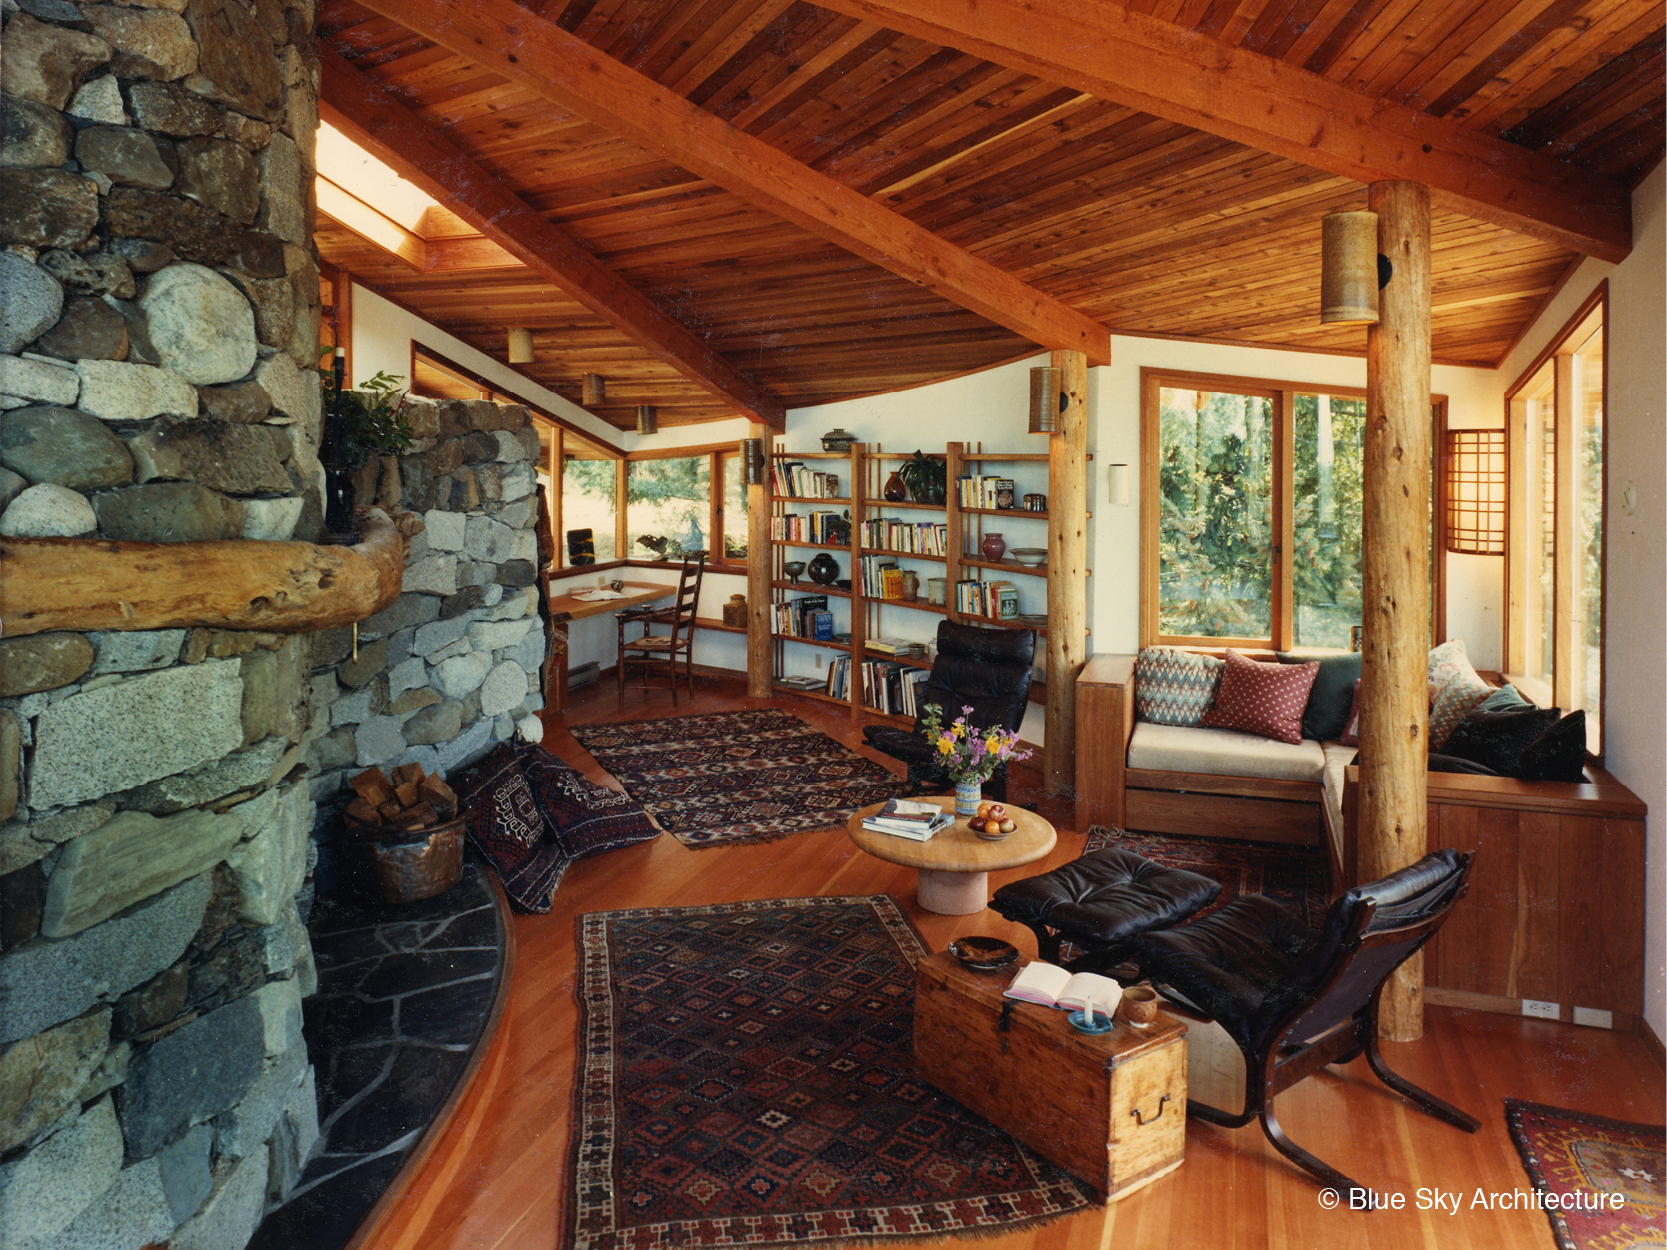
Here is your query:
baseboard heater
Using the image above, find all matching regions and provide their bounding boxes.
[568,660,600,689]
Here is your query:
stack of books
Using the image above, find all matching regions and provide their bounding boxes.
[861,798,953,841]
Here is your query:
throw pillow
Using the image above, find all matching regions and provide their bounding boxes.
[1199,650,1319,745]
[1277,650,1362,741]
[1441,704,1561,775]
[1476,683,1535,713]
[453,743,569,914]
[1426,638,1493,749]
[1340,680,1362,746]
[1515,710,1589,783]
[1134,647,1223,727]
[1429,752,1500,775]
[515,742,661,859]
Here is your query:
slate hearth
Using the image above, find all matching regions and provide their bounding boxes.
[248,861,507,1249]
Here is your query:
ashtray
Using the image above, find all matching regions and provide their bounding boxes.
[948,936,1018,970]
[1067,1009,1114,1034]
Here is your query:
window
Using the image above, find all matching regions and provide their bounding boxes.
[627,455,712,561]
[1142,369,1426,652]
[562,448,619,565]
[719,450,748,562]
[1505,288,1605,757]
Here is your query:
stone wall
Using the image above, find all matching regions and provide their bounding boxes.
[304,395,549,884]
[0,2,325,1247]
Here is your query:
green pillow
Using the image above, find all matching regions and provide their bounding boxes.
[1277,650,1363,741]
[1476,683,1534,713]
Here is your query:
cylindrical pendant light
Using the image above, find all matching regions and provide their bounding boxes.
[1320,210,1380,324]
[507,327,534,363]
[635,405,658,436]
[741,437,766,485]
[582,373,605,407]
[1029,366,1063,433]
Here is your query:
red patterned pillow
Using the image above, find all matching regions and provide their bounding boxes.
[515,742,661,859]
[1199,650,1319,745]
[453,743,568,913]
[1340,679,1362,746]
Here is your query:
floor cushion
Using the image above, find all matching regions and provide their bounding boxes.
[453,743,569,914]
[515,741,661,858]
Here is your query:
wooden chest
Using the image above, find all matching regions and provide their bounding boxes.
[913,953,1187,1200]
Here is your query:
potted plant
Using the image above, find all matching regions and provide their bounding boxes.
[319,361,415,469]
[898,449,947,504]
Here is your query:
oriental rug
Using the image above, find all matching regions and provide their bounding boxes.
[570,709,899,848]
[1504,1099,1665,1250]
[565,895,1095,1250]
[1085,826,1331,928]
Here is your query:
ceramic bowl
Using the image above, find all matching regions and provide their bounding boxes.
[948,936,1018,969]
[782,561,806,582]
[1010,548,1047,567]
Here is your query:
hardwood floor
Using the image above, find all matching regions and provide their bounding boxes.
[377,675,1663,1250]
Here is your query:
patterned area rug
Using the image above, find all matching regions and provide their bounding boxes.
[566,895,1095,1250]
[570,709,900,848]
[1505,1100,1666,1250]
[1085,826,1331,927]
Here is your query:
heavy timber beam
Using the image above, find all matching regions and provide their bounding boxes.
[813,0,1631,263]
[1045,350,1088,795]
[317,47,785,430]
[349,0,1111,366]
[1360,182,1433,1042]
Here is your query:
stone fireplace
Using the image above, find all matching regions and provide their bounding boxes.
[0,3,454,1246]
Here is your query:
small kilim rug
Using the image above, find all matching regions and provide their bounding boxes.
[1085,825,1330,927]
[1505,1099,1666,1250]
[570,709,900,848]
[566,895,1096,1250]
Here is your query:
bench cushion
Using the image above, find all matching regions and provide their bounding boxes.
[1128,722,1327,783]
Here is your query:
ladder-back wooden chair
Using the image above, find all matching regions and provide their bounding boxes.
[616,551,706,707]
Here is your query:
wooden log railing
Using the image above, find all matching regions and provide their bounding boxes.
[0,509,406,637]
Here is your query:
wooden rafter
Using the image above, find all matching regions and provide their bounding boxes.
[810,0,1633,263]
[317,46,786,429]
[346,0,1113,366]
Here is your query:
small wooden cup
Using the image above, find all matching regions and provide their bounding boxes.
[1117,985,1160,1027]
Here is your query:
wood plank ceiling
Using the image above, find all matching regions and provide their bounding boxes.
[312,0,1664,431]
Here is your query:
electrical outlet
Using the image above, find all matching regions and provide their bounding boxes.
[1521,999,1559,1020]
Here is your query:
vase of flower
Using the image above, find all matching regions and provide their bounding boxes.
[919,702,1034,817]
[954,777,982,817]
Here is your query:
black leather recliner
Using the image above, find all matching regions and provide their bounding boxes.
[861,620,1035,802]
[1131,848,1481,1199]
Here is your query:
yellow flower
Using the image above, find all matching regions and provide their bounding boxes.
[986,736,1001,756]
[952,723,966,738]
[936,736,954,756]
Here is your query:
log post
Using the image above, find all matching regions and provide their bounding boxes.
[746,424,774,698]
[1046,349,1088,795]
[1360,181,1433,1041]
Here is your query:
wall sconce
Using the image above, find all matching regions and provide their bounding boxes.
[1319,210,1380,324]
[507,328,534,363]
[635,405,658,436]
[1444,428,1506,554]
[582,373,605,407]
[1107,463,1130,506]
[1029,366,1066,433]
[741,437,766,486]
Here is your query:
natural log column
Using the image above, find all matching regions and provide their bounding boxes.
[1046,350,1089,795]
[1360,181,1433,1041]
[746,426,774,698]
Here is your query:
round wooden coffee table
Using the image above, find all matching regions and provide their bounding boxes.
[846,796,1057,915]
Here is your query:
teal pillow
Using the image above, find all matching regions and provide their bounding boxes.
[1476,683,1534,713]
[1277,651,1362,741]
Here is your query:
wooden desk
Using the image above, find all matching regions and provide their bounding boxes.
[545,581,675,712]
[846,797,1056,914]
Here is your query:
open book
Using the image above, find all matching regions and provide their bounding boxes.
[1003,961,1122,1019]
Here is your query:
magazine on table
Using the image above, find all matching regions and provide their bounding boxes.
[861,798,952,840]
[1003,961,1123,1018]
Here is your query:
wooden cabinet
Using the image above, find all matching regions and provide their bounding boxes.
[913,952,1187,1200]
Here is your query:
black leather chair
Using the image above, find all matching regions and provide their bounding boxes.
[990,847,1222,974]
[861,620,1035,802]
[1131,848,1480,1199]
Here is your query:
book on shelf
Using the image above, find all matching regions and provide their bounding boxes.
[995,479,1016,509]
[1003,961,1123,1018]
[811,610,834,641]
[777,674,824,690]
[865,637,921,655]
[900,667,930,717]
[775,593,829,638]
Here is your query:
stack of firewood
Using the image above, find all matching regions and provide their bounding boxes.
[344,763,459,833]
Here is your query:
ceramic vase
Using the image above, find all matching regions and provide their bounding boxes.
[808,552,840,584]
[883,470,907,502]
[954,777,982,816]
[981,532,1006,561]
[900,569,919,601]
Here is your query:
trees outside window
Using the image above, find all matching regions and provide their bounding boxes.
[563,455,618,564]
[627,456,711,560]
[1143,370,1399,652]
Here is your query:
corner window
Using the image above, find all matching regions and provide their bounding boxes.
[1506,288,1605,758]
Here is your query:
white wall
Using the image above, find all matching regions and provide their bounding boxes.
[1498,163,1666,1044]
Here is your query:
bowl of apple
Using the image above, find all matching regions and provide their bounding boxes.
[967,801,1017,840]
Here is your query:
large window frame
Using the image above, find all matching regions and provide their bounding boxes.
[1140,367,1446,653]
[1503,284,1607,761]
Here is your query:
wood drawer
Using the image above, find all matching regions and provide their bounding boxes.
[1126,786,1322,845]
[912,952,1186,1200]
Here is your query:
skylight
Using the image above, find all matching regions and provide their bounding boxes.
[316,121,440,230]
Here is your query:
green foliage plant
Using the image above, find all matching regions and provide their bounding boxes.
[319,359,414,470]
[898,450,947,504]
